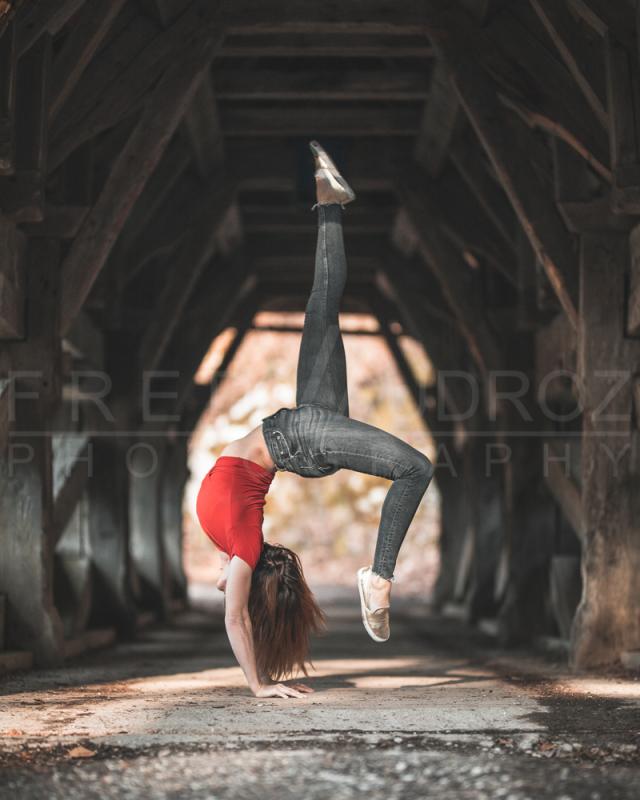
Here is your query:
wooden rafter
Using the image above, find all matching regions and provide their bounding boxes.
[49,1,221,171]
[16,0,85,56]
[0,17,15,174]
[452,64,579,328]
[48,0,127,124]
[139,178,237,373]
[59,4,227,334]
[528,0,607,128]
[397,171,504,378]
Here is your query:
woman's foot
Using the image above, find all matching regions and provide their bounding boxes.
[309,140,356,207]
[357,566,391,642]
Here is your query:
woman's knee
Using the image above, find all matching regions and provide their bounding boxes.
[406,450,434,486]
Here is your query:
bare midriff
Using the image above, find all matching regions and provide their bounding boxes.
[219,424,276,473]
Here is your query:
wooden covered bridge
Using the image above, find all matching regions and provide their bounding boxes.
[0,0,638,674]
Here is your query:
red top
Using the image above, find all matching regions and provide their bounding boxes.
[196,455,275,570]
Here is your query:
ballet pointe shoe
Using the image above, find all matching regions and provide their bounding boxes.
[309,140,356,207]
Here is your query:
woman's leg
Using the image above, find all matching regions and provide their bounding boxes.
[295,203,349,417]
[317,413,434,580]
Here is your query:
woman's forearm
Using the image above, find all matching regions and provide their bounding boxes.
[225,614,261,693]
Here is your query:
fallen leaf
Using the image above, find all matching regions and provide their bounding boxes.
[67,746,96,759]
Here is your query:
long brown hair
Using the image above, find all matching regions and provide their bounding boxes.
[249,542,326,682]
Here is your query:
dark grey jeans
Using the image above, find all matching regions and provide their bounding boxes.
[262,204,433,579]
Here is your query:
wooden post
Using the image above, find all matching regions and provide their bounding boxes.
[161,440,189,605]
[128,436,171,616]
[0,238,64,665]
[571,233,640,668]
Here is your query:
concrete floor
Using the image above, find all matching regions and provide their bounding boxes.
[1,586,639,799]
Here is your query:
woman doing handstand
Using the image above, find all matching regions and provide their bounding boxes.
[196,141,434,698]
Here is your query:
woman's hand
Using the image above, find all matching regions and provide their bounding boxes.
[254,681,314,699]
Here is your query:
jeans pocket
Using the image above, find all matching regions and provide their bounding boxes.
[271,430,295,460]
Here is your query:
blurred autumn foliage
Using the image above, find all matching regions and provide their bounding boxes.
[184,312,441,597]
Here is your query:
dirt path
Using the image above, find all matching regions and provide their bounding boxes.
[1,586,639,799]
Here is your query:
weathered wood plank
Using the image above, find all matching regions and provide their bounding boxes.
[215,65,431,101]
[414,60,460,176]
[220,33,434,58]
[529,0,607,128]
[0,18,16,174]
[48,0,127,123]
[16,0,85,56]
[223,1,431,35]
[60,4,227,334]
[219,104,421,136]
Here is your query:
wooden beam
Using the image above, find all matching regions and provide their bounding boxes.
[117,169,202,288]
[60,5,226,334]
[219,104,421,137]
[572,232,640,669]
[605,32,640,213]
[628,224,640,337]
[368,289,441,434]
[49,2,212,170]
[414,60,460,176]
[139,179,236,372]
[529,0,607,128]
[242,206,392,235]
[0,211,24,338]
[404,160,517,284]
[544,442,585,544]
[215,65,430,101]
[397,176,504,378]
[16,0,85,56]
[157,258,257,416]
[52,443,91,546]
[376,250,471,423]
[182,75,223,177]
[223,1,431,35]
[0,18,16,174]
[220,33,434,58]
[486,7,609,179]
[48,0,127,123]
[111,136,191,288]
[182,293,257,431]
[0,33,50,222]
[421,0,609,178]
[449,130,518,251]
[452,64,579,329]
[568,0,636,54]
[20,204,89,239]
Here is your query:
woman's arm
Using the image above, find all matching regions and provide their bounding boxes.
[224,556,309,698]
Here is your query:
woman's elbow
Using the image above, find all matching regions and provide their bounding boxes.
[225,611,250,628]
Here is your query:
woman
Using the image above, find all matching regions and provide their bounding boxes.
[196,141,434,699]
